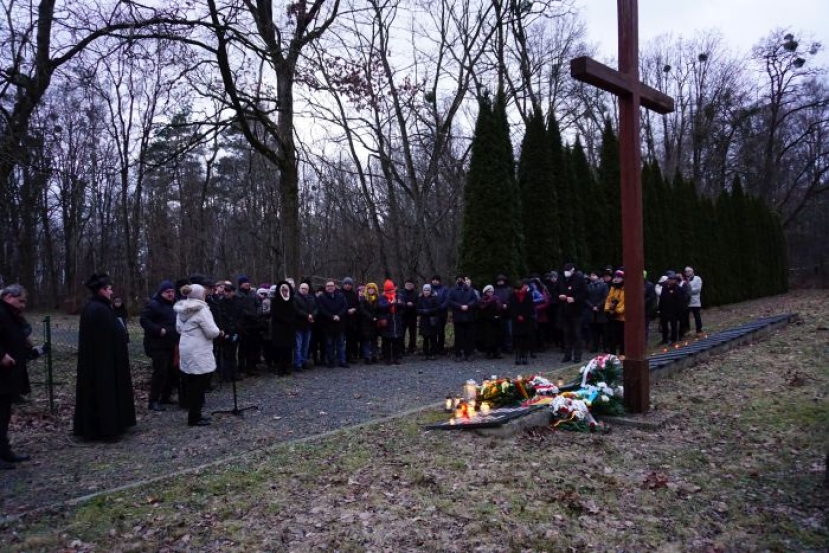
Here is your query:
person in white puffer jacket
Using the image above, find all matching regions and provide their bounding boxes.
[684,266,704,334]
[175,284,221,427]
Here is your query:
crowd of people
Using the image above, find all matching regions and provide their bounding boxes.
[0,263,702,462]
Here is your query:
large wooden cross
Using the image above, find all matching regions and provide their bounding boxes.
[570,0,674,413]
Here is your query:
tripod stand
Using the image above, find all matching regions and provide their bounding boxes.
[212,338,259,418]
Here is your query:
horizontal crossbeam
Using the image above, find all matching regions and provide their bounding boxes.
[570,56,674,114]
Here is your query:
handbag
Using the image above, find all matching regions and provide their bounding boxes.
[377,318,388,329]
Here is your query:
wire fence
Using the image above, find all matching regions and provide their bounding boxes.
[26,316,152,414]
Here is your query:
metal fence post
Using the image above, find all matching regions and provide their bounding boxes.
[43,315,55,414]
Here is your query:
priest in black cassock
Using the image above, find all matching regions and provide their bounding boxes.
[73,273,136,441]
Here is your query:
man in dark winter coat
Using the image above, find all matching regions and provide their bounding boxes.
[341,277,360,362]
[448,275,478,361]
[216,282,244,381]
[659,274,685,345]
[140,280,180,411]
[556,262,588,363]
[400,279,419,354]
[235,275,263,375]
[493,274,513,354]
[430,275,449,354]
[0,284,46,469]
[585,270,609,353]
[74,273,136,442]
[317,280,349,368]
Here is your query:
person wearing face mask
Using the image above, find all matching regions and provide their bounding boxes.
[556,263,587,363]
[604,270,626,357]
[585,270,609,353]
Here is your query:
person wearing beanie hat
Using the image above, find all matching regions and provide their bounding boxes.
[174,282,220,426]
[416,282,441,360]
[74,275,136,441]
[340,277,360,364]
[448,274,478,362]
[234,273,263,376]
[604,269,626,357]
[140,279,181,412]
[557,262,587,363]
[429,274,450,354]
[478,284,502,359]
[378,279,406,365]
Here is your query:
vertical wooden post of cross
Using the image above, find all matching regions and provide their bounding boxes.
[570,0,674,413]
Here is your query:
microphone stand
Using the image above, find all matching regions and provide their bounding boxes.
[212,336,259,418]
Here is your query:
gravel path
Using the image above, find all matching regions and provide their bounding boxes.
[1,350,574,518]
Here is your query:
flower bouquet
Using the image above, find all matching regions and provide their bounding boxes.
[478,377,535,408]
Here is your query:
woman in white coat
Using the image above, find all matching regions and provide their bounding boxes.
[175,284,221,426]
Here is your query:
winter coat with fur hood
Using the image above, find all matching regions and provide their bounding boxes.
[175,298,221,375]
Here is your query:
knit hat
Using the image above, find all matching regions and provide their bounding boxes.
[564,262,575,272]
[157,280,175,294]
[483,284,494,294]
[257,287,270,296]
[187,284,207,301]
[237,275,250,285]
[383,279,395,292]
[422,283,432,293]
[342,277,355,286]
[614,270,625,278]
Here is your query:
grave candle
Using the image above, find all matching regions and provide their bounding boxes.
[463,380,477,402]
[444,397,453,412]
[480,402,491,415]
[557,378,565,387]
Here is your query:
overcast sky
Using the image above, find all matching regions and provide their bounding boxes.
[577,0,828,63]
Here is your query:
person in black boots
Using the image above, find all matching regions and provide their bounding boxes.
[140,280,180,412]
[174,284,221,427]
[556,262,587,363]
[0,284,46,469]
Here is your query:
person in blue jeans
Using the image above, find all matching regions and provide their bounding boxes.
[293,281,317,371]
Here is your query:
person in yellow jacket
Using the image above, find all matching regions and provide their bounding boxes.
[604,270,626,356]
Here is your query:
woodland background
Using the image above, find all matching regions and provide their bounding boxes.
[0,0,825,310]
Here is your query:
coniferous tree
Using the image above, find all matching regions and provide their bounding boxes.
[597,119,621,265]
[572,136,602,271]
[563,144,588,268]
[518,108,557,275]
[547,114,568,269]
[458,93,523,287]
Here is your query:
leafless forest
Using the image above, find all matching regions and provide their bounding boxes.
[0,0,825,310]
